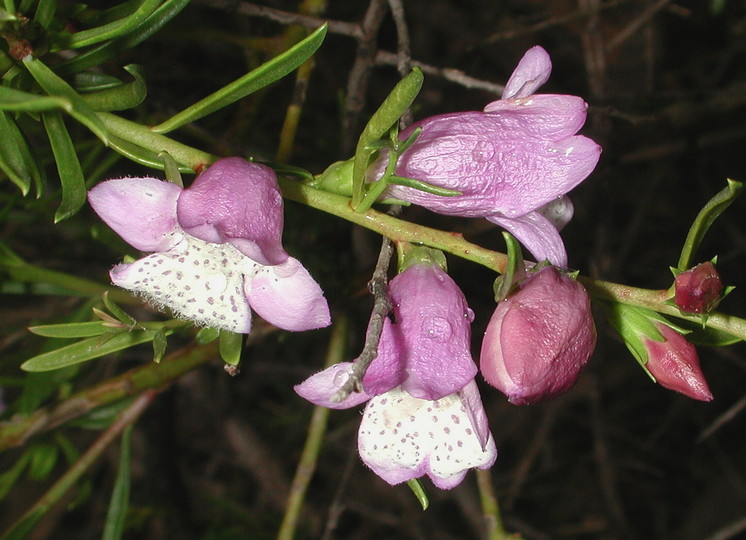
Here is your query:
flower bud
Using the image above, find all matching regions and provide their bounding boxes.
[480,266,596,404]
[644,323,713,401]
[674,262,723,314]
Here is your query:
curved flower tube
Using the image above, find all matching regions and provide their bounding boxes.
[384,46,601,267]
[88,158,331,334]
[295,261,496,489]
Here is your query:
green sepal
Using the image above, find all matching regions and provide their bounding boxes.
[152,329,168,363]
[27,321,109,338]
[398,245,447,273]
[405,478,429,510]
[493,232,526,301]
[151,24,329,134]
[387,175,461,197]
[599,302,692,379]
[219,329,243,368]
[21,328,169,372]
[195,326,220,345]
[351,67,424,210]
[22,56,109,143]
[159,150,183,187]
[79,64,147,112]
[41,110,87,222]
[677,178,743,271]
[102,291,138,328]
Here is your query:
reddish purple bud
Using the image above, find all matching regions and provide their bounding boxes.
[480,266,596,405]
[674,262,723,314]
[644,323,713,401]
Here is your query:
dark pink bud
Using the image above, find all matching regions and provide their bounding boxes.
[674,262,723,314]
[644,323,713,401]
[480,266,596,404]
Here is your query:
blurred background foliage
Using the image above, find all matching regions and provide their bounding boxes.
[2,0,746,539]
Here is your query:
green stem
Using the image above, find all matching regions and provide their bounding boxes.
[0,391,155,540]
[0,341,218,450]
[276,313,347,540]
[475,468,517,540]
[97,114,746,342]
[1,258,137,305]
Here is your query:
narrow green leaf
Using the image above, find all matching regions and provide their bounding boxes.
[65,0,162,49]
[41,110,88,222]
[21,329,164,372]
[159,151,183,187]
[33,0,58,29]
[0,86,71,112]
[53,0,192,76]
[22,56,109,143]
[74,72,128,92]
[0,454,30,500]
[106,132,196,173]
[351,68,424,209]
[219,330,243,367]
[28,321,109,338]
[0,507,47,540]
[0,110,46,196]
[79,65,147,112]
[151,23,329,134]
[102,426,132,540]
[388,175,461,197]
[677,178,744,270]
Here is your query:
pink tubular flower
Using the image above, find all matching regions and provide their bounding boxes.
[674,262,723,314]
[385,46,601,267]
[88,157,330,334]
[644,323,713,401]
[480,266,596,405]
[295,262,496,489]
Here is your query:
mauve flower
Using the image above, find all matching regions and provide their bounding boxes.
[644,323,713,401]
[674,262,723,314]
[88,157,330,334]
[384,46,601,267]
[295,262,496,488]
[480,266,596,404]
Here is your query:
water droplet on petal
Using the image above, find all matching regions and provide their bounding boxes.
[422,316,453,341]
[472,141,495,162]
[332,368,351,387]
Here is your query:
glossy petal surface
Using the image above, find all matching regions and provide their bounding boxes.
[88,177,181,252]
[246,257,331,331]
[488,211,569,267]
[294,362,372,409]
[645,323,713,401]
[480,267,596,404]
[501,45,552,99]
[177,158,288,265]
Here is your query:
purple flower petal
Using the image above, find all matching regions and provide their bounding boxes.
[88,177,181,252]
[361,319,407,396]
[488,211,569,267]
[177,158,289,266]
[294,362,372,409]
[357,386,497,489]
[390,264,477,400]
[483,94,590,141]
[389,114,600,220]
[501,45,552,99]
[110,232,255,333]
[245,257,331,331]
